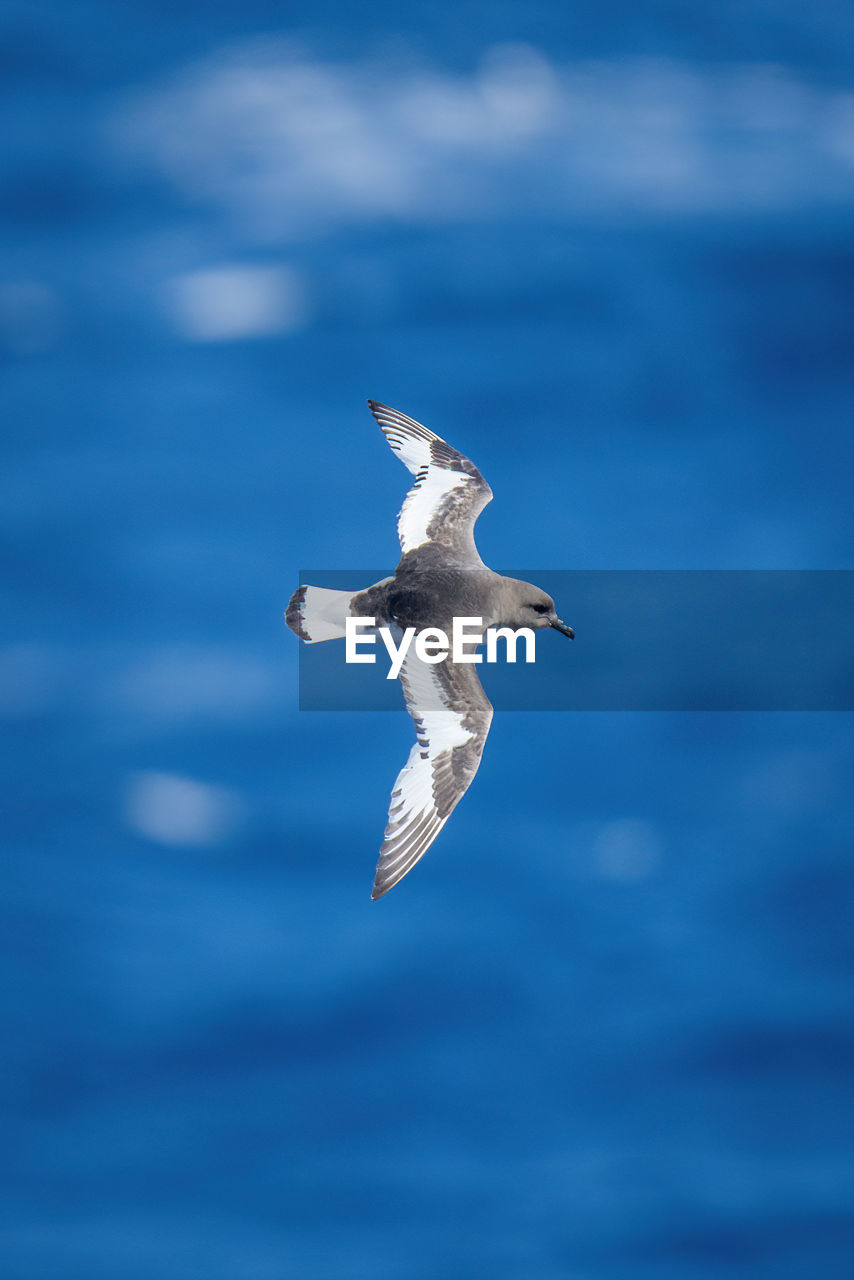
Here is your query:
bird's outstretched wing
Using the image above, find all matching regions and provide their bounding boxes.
[372,648,493,900]
[368,401,493,563]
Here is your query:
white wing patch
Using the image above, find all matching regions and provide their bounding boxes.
[378,417,434,474]
[375,719,471,895]
[371,651,492,899]
[368,400,492,560]
[397,467,468,553]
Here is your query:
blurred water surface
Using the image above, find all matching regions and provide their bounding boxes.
[3,2,854,1277]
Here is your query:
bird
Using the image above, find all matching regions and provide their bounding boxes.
[286,401,574,899]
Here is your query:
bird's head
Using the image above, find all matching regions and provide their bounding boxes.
[501,579,574,638]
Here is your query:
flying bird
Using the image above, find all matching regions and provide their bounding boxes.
[286,401,573,899]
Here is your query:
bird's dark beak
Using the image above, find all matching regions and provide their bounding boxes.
[549,615,575,639]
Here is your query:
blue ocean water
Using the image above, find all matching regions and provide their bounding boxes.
[3,3,854,1276]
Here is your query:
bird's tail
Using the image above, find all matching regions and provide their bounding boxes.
[285,585,358,643]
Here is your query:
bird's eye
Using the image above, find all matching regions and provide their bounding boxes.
[532,603,549,614]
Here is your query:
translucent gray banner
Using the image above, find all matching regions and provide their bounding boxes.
[292,571,854,711]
